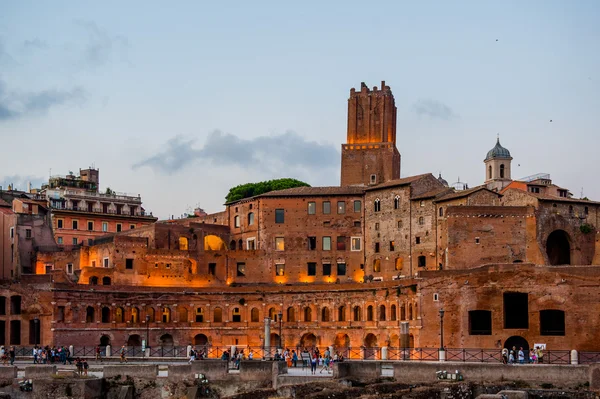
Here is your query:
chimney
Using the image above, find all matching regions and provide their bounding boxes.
[27,181,31,193]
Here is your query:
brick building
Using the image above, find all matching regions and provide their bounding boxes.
[2,82,599,354]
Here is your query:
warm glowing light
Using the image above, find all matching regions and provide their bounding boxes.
[204,235,226,251]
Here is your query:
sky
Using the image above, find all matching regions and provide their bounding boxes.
[0,1,599,219]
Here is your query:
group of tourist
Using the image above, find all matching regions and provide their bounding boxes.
[502,346,544,364]
[0,346,15,365]
[27,345,73,365]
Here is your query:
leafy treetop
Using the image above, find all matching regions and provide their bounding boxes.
[225,178,310,203]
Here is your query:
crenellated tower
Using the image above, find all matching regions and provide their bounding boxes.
[341,81,401,186]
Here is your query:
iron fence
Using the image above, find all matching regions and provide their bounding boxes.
[445,348,503,363]
[579,352,600,364]
[543,350,571,364]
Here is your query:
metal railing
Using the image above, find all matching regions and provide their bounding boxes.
[578,352,600,364]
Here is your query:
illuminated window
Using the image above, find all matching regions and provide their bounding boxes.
[275,237,285,251]
[102,222,108,232]
[236,262,246,277]
[389,241,395,251]
[337,201,345,214]
[373,259,381,272]
[351,237,362,251]
[232,307,241,322]
[336,236,346,250]
[395,257,402,270]
[162,308,171,323]
[308,202,316,215]
[276,263,285,276]
[179,237,189,250]
[322,236,331,251]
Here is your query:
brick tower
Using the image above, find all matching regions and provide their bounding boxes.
[340,81,401,186]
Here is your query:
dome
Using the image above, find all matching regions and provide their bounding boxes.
[485,138,511,160]
[437,173,449,187]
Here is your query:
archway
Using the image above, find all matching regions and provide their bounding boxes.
[504,336,529,354]
[546,230,571,265]
[390,334,400,348]
[160,334,174,346]
[127,334,141,347]
[100,335,111,346]
[364,333,378,360]
[300,333,317,349]
[194,334,208,346]
[334,333,350,348]
[204,235,227,251]
[270,333,280,348]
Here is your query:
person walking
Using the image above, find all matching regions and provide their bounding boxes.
[310,352,317,375]
[518,347,525,364]
[95,346,103,362]
[9,347,15,366]
[120,346,127,363]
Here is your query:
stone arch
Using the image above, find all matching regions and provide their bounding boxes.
[250,307,259,322]
[86,306,95,323]
[504,335,529,353]
[304,306,312,322]
[102,276,111,286]
[101,306,110,323]
[100,335,111,346]
[287,307,295,322]
[353,306,362,321]
[89,276,98,285]
[115,307,125,323]
[300,333,317,349]
[160,333,174,346]
[379,305,386,321]
[334,333,350,348]
[390,334,399,347]
[178,306,188,322]
[321,307,330,322]
[270,333,280,348]
[390,304,397,321]
[364,333,378,360]
[546,230,571,265]
[367,305,374,321]
[146,307,155,322]
[204,235,227,251]
[229,240,236,251]
[194,334,208,346]
[131,307,139,323]
[127,334,141,347]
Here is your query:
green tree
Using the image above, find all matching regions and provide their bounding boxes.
[225,178,310,202]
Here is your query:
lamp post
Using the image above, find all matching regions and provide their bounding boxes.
[278,312,283,351]
[145,315,150,353]
[33,316,39,347]
[439,308,445,350]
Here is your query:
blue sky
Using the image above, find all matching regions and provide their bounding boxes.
[1,1,599,218]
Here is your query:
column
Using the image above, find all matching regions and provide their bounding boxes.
[264,317,271,359]
[400,321,409,360]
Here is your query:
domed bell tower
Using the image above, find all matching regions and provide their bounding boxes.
[484,137,513,191]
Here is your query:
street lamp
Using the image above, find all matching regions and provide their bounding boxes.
[33,317,39,347]
[439,308,445,350]
[145,315,151,352]
[278,312,283,351]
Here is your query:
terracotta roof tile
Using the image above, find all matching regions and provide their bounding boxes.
[435,186,501,202]
[258,186,365,198]
[411,187,453,200]
[363,174,432,191]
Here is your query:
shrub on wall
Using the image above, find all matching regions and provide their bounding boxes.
[580,223,594,234]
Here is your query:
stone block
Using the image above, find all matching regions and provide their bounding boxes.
[103,365,158,379]
[497,390,528,399]
[24,365,56,378]
[191,360,228,381]
[0,366,17,379]
[168,364,192,382]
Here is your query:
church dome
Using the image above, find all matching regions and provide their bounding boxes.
[485,138,511,160]
[437,173,449,187]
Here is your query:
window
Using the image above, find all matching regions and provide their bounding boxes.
[337,262,346,276]
[67,263,73,274]
[304,307,312,322]
[250,308,259,322]
[276,263,285,276]
[322,263,331,276]
[569,205,573,215]
[248,212,254,225]
[439,207,444,217]
[166,263,171,269]
[275,209,284,223]
[321,307,330,322]
[307,262,316,276]
[353,221,361,227]
[102,222,108,232]
[57,306,65,322]
[275,237,285,251]
[92,260,96,267]
[353,200,361,212]
[504,292,529,329]
[391,305,397,321]
[469,310,492,335]
[367,305,374,321]
[351,237,361,251]
[374,199,381,212]
[322,236,331,251]
[337,236,346,250]
[370,174,377,184]
[308,236,317,250]
[9,227,14,238]
[179,237,189,250]
[213,307,222,322]
[208,263,216,275]
[540,310,565,336]
[125,258,134,270]
[584,206,589,215]
[116,224,122,232]
[72,220,78,230]
[87,221,94,231]
[500,164,505,178]
[337,201,345,214]
[418,216,424,225]
[103,258,109,268]
[72,238,78,245]
[57,237,63,244]
[45,263,53,274]
[395,257,402,270]
[475,237,480,244]
[379,305,386,321]
[234,215,240,228]
[389,241,395,251]
[375,222,379,231]
[26,229,32,239]
[322,201,331,214]
[418,256,426,267]
[286,307,294,322]
[87,239,93,246]
[232,307,241,322]
[416,236,421,244]
[375,242,380,253]
[394,196,400,209]
[397,220,402,229]
[338,306,346,321]
[420,201,425,207]
[195,308,204,322]
[488,165,492,179]
[236,262,246,277]
[246,238,256,250]
[373,259,381,272]
[308,202,316,215]
[130,224,135,230]
[57,219,63,229]
[433,293,439,301]
[530,186,540,193]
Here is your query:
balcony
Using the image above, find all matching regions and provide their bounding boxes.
[65,190,142,203]
[49,205,154,218]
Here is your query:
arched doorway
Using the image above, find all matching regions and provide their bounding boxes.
[546,230,571,265]
[100,335,111,347]
[504,336,529,354]
[334,333,350,359]
[300,333,317,349]
[127,334,141,347]
[270,333,280,348]
[194,334,208,346]
[364,333,378,360]
[160,334,174,346]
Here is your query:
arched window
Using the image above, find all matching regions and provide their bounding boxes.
[394,196,400,210]
[102,276,111,286]
[287,307,295,322]
[89,276,98,285]
[408,304,413,320]
[86,306,95,323]
[304,307,312,322]
[115,307,124,323]
[213,307,222,322]
[390,305,397,321]
[230,240,236,251]
[439,207,444,217]
[569,205,573,214]
[395,257,402,271]
[321,307,330,322]
[162,307,171,323]
[269,307,278,322]
[248,212,254,226]
[379,305,386,321]
[500,164,505,178]
[418,216,424,225]
[251,308,259,322]
[101,306,110,323]
[488,165,492,179]
[178,306,188,323]
[367,305,374,321]
[131,307,139,323]
[400,304,406,320]
[374,199,381,212]
[195,307,204,322]
[338,305,346,322]
[179,237,189,250]
[232,307,241,322]
[146,307,155,322]
[353,306,361,321]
